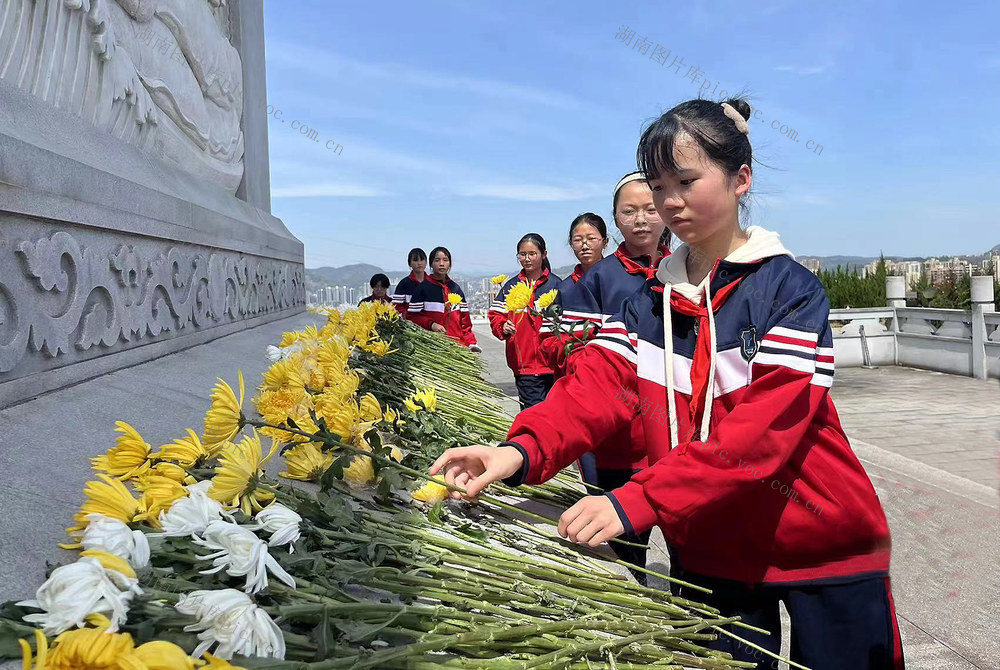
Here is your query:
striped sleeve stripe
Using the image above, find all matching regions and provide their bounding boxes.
[810,372,834,388]
[590,338,638,365]
[562,309,603,321]
[762,335,817,355]
[752,351,815,374]
[768,326,819,344]
[599,323,638,346]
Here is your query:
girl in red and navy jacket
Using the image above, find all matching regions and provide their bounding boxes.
[410,246,481,351]
[488,234,562,410]
[537,213,609,378]
[391,247,427,319]
[548,175,672,582]
[432,99,902,669]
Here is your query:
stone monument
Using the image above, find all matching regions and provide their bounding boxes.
[0,0,304,408]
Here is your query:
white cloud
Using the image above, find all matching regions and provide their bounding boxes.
[271,183,386,198]
[267,41,584,109]
[773,63,831,75]
[454,183,604,202]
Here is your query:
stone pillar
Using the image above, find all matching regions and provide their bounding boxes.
[230,0,272,213]
[970,276,994,379]
[885,275,906,364]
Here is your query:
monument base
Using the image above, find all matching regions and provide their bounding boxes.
[0,76,304,408]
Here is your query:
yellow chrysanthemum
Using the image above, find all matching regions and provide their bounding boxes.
[504,281,534,313]
[65,475,142,540]
[279,442,334,482]
[315,397,361,440]
[490,274,508,285]
[134,476,188,528]
[151,429,209,469]
[412,481,450,504]
[360,337,393,356]
[536,288,558,309]
[383,408,399,424]
[261,358,308,393]
[326,310,342,328]
[390,446,405,462]
[447,293,462,306]
[201,372,246,458]
[138,462,195,486]
[343,454,375,486]
[404,388,438,413]
[358,394,383,422]
[20,615,136,670]
[318,368,360,405]
[133,640,199,670]
[91,421,153,481]
[209,429,279,516]
[255,387,315,443]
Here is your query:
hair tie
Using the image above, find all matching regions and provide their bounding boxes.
[721,102,749,135]
[614,171,646,197]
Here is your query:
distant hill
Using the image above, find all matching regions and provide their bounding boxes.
[306,264,407,291]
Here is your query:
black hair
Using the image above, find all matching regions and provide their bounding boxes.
[407,247,427,264]
[428,246,452,269]
[370,273,390,289]
[637,97,753,183]
[569,213,608,243]
[612,172,673,250]
[517,233,551,272]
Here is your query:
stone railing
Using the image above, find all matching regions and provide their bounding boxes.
[830,276,999,379]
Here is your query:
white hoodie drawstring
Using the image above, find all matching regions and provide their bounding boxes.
[662,272,718,450]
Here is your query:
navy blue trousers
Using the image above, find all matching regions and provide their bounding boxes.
[514,374,554,410]
[672,568,905,669]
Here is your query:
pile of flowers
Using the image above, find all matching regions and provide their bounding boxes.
[0,302,786,669]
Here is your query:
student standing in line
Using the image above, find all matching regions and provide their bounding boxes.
[537,213,610,378]
[410,247,481,352]
[359,273,392,304]
[431,98,902,669]
[489,234,561,410]
[392,248,428,319]
[552,174,673,582]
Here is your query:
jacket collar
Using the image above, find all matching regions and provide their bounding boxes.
[614,242,669,280]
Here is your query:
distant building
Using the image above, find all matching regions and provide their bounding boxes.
[896,261,923,288]
[992,255,1000,282]
[799,258,821,274]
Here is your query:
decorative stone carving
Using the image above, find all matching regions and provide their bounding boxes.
[0,227,304,379]
[0,0,244,192]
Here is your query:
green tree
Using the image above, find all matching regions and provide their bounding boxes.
[817,254,889,309]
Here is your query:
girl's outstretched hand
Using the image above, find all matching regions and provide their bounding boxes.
[559,495,625,547]
[429,445,525,500]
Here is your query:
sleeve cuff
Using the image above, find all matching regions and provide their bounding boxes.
[608,480,659,535]
[499,441,531,486]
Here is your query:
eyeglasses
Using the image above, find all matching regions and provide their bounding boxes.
[517,251,540,260]
[617,207,662,225]
[570,236,604,247]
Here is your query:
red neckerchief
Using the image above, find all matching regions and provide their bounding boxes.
[613,242,670,280]
[663,263,745,440]
[570,264,584,283]
[426,274,454,311]
[408,270,425,284]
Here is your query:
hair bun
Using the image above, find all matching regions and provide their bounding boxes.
[726,98,752,121]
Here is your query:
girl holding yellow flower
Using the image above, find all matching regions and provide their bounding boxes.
[488,234,562,410]
[409,247,481,352]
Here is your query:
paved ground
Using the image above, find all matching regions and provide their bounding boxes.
[474,323,1000,670]
[0,316,997,669]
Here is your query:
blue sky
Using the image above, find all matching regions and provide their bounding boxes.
[262,0,1000,274]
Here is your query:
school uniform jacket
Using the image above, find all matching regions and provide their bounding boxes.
[538,264,585,376]
[542,245,667,471]
[502,227,892,585]
[488,269,562,376]
[391,272,424,318]
[409,275,477,346]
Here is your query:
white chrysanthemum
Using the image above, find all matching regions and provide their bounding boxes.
[80,513,150,569]
[194,520,296,594]
[265,343,303,363]
[251,503,302,551]
[17,555,141,635]
[176,588,285,660]
[158,480,232,537]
